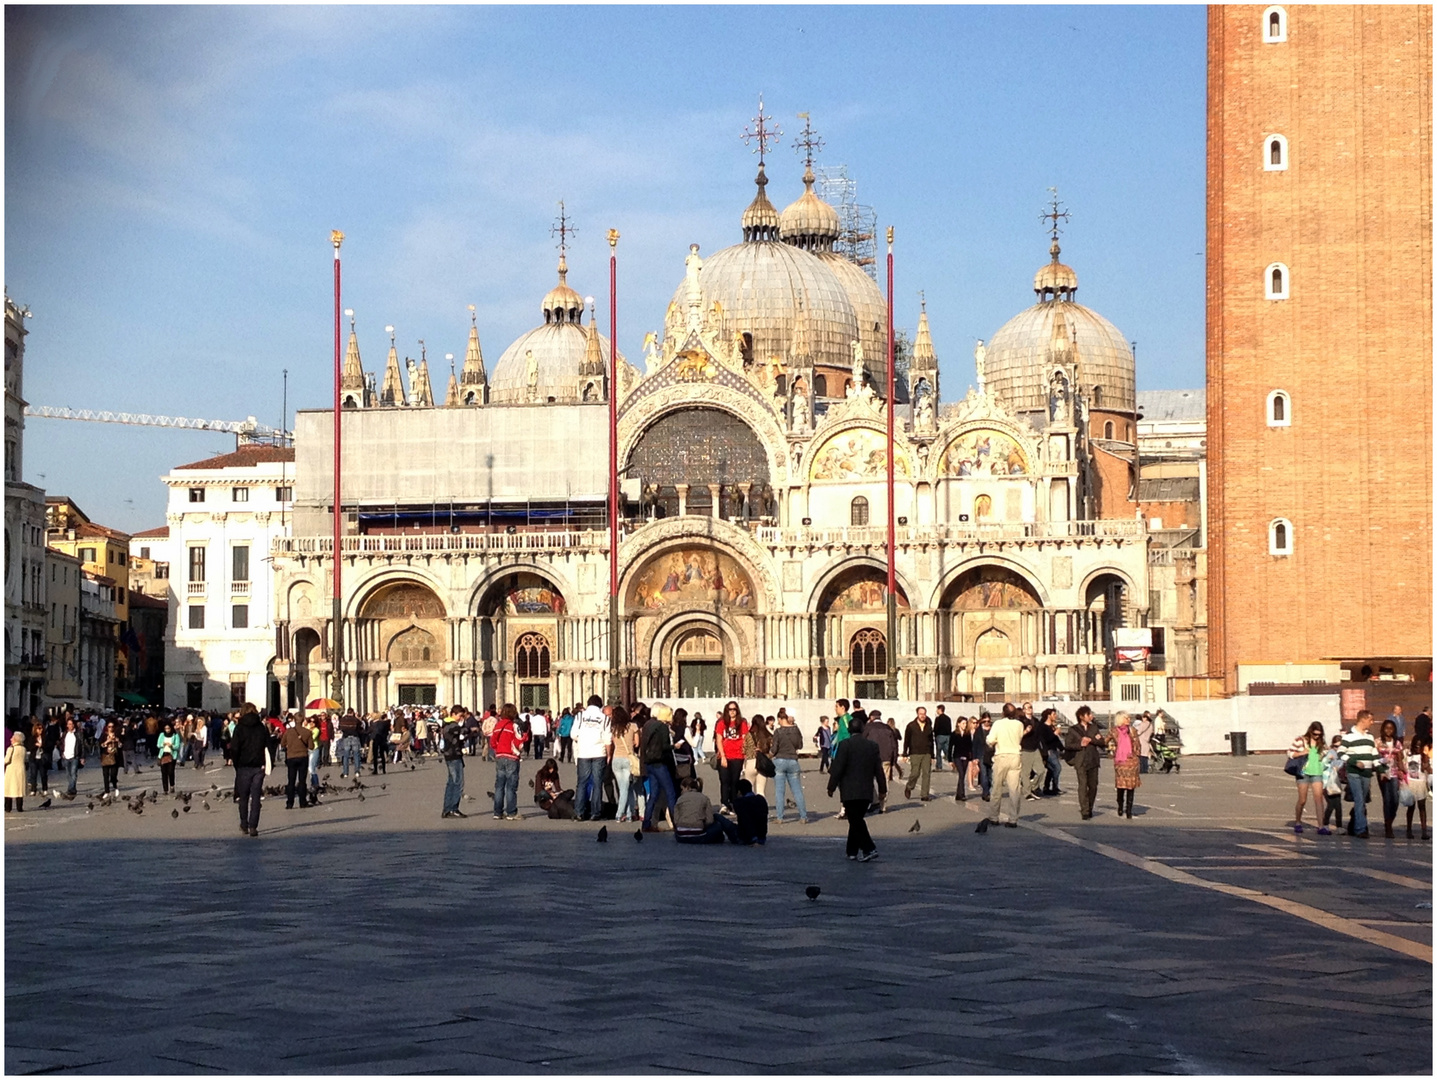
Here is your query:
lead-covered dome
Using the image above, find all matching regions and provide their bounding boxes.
[491,262,625,405]
[780,166,841,251]
[983,242,1134,416]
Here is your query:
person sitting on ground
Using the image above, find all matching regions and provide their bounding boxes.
[732,777,768,845]
[673,776,738,844]
[533,757,576,819]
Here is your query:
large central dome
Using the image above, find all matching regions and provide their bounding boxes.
[665,165,887,384]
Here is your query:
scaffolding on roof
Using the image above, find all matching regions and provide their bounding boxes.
[816,165,878,280]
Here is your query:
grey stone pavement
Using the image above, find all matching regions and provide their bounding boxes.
[5,750,1432,1074]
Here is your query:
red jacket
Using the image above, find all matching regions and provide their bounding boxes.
[490,718,527,760]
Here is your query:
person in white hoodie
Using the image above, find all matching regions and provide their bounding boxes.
[571,695,612,821]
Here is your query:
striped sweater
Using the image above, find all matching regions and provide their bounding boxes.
[1339,729,1381,776]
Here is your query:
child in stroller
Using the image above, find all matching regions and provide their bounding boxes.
[1151,711,1181,773]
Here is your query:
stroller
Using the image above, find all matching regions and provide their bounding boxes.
[1151,711,1182,773]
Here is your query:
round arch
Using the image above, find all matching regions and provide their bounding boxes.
[618,517,779,612]
[646,609,746,670]
[467,564,570,618]
[618,381,791,487]
[344,566,450,620]
[805,554,918,614]
[1077,565,1138,605]
[929,556,1051,611]
[805,418,915,484]
[930,419,1040,481]
[624,540,764,617]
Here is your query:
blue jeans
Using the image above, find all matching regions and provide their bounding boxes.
[979,757,992,798]
[612,757,635,819]
[308,747,321,791]
[1379,776,1401,827]
[338,736,361,776]
[772,757,807,822]
[493,757,519,816]
[1347,772,1372,834]
[64,757,79,795]
[443,757,464,814]
[575,757,606,819]
[643,764,678,828]
[935,735,950,770]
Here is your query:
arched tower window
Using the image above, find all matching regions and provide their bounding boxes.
[1092,385,1103,407]
[850,496,870,526]
[851,628,886,677]
[515,632,551,679]
[813,373,828,398]
[1104,420,1115,439]
[1266,390,1291,427]
[1269,518,1293,556]
[1263,6,1287,42]
[1265,263,1289,300]
[1265,134,1289,171]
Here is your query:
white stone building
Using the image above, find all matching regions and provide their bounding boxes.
[269,134,1152,712]
[4,294,47,723]
[161,443,294,711]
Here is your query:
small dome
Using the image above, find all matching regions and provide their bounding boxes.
[1033,240,1079,300]
[984,300,1134,415]
[492,311,625,405]
[541,255,584,325]
[780,167,841,251]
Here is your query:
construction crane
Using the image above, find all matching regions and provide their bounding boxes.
[25,406,290,442]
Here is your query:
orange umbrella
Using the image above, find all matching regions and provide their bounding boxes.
[306,697,342,710]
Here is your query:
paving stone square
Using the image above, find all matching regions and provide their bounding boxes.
[5,752,1431,1074]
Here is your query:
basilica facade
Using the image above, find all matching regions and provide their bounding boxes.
[270,145,1149,713]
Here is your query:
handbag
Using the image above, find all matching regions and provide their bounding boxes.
[1283,755,1304,778]
[755,751,776,779]
[1399,782,1416,808]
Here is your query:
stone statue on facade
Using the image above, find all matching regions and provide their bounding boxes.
[684,244,705,331]
[525,349,539,402]
[914,388,935,431]
[791,389,811,433]
[405,357,420,406]
[974,339,987,393]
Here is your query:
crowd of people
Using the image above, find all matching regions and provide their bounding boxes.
[3,698,1430,858]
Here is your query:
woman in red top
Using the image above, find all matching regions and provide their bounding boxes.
[714,700,748,813]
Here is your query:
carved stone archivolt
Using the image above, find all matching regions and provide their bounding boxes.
[618,381,791,486]
[618,516,781,613]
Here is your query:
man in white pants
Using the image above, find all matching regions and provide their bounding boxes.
[985,709,1025,828]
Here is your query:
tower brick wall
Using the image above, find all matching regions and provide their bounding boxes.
[1207,5,1433,690]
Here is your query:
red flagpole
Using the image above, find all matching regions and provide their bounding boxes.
[331,230,344,708]
[885,226,897,700]
[607,229,622,705]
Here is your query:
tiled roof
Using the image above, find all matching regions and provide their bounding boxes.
[1136,389,1205,423]
[131,525,170,539]
[174,444,295,471]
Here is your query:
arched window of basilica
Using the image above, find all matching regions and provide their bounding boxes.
[625,407,770,521]
[814,373,828,398]
[1104,420,1115,440]
[851,496,870,526]
[515,632,551,679]
[1093,385,1103,407]
[851,628,886,677]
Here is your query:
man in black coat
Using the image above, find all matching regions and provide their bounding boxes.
[1063,706,1104,820]
[229,704,273,837]
[827,715,888,862]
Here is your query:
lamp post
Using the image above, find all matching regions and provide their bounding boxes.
[885,226,898,701]
[607,228,623,706]
[330,230,345,707]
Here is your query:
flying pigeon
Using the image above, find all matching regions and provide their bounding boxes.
[805,886,821,901]
[908,819,921,833]
[974,819,989,834]
[597,826,608,843]
[634,828,644,843]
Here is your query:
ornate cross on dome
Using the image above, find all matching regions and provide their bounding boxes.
[551,200,576,257]
[742,93,782,166]
[468,303,477,327]
[1041,187,1071,245]
[792,112,824,171]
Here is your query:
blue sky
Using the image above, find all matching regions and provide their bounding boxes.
[5,5,1207,532]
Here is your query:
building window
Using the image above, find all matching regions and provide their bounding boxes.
[189,488,205,503]
[1092,385,1103,407]
[1269,518,1293,556]
[851,628,886,677]
[230,682,246,708]
[79,547,96,564]
[275,486,293,502]
[850,496,869,526]
[1265,262,1289,300]
[156,565,169,579]
[188,546,206,583]
[117,588,125,604]
[1263,5,1287,42]
[186,681,203,708]
[117,551,126,565]
[232,486,248,503]
[140,547,150,559]
[232,603,249,629]
[188,604,206,629]
[232,544,250,583]
[1265,133,1288,171]
[813,374,828,398]
[515,632,551,679]
[1104,420,1115,439]
[1266,390,1291,427]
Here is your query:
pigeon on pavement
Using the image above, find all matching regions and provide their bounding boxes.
[634,828,643,842]
[974,819,989,834]
[597,826,608,843]
[805,886,821,901]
